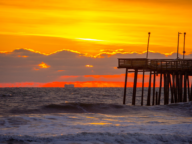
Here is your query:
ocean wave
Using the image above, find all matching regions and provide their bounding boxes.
[43,103,129,114]
[0,133,192,144]
[5,101,191,117]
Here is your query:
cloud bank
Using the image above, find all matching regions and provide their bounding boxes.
[0,48,192,87]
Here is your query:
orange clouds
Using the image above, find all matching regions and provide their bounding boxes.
[57,70,65,72]
[84,74,125,79]
[38,62,50,68]
[85,65,93,68]
[18,55,28,58]
[33,68,39,71]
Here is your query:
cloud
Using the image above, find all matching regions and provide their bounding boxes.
[0,48,192,83]
[38,62,50,68]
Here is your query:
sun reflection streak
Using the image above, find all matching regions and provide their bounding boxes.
[89,123,111,125]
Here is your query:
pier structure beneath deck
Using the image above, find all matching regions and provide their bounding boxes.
[118,58,192,106]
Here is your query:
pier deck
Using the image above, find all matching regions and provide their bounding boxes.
[118,58,192,105]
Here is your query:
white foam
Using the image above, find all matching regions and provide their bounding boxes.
[0,113,192,138]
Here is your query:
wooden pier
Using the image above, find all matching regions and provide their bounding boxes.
[118,58,192,105]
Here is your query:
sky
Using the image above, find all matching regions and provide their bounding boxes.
[0,0,192,87]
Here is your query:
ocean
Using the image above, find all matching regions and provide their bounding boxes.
[0,87,192,144]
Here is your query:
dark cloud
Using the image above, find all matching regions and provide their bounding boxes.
[0,48,191,83]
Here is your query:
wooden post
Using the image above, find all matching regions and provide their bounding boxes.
[176,74,180,102]
[147,71,152,106]
[152,92,155,105]
[187,75,190,101]
[156,91,158,105]
[172,73,177,103]
[180,74,183,102]
[141,70,145,106]
[152,71,156,105]
[167,73,169,105]
[132,69,138,105]
[158,73,162,105]
[191,82,192,101]
[164,73,167,105]
[123,68,128,104]
[164,73,169,105]
[184,72,187,102]
[169,74,174,103]
[175,74,178,103]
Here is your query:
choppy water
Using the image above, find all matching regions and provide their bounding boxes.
[0,88,192,144]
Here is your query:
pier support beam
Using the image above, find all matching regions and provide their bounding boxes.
[132,69,138,105]
[187,76,190,101]
[158,73,162,105]
[180,74,183,102]
[191,82,192,101]
[184,72,187,102]
[152,71,156,105]
[176,74,180,102]
[164,73,169,105]
[156,91,158,105]
[147,71,152,106]
[123,68,128,105]
[141,70,145,106]
[167,73,170,104]
[164,73,166,105]
[172,73,177,103]
[169,74,174,103]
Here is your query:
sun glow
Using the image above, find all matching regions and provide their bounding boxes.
[77,38,104,42]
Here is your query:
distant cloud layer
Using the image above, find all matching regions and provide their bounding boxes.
[0,48,192,85]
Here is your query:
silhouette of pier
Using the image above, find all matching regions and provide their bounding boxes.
[118,58,192,105]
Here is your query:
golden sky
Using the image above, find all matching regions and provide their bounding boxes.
[0,0,192,56]
[1,0,192,87]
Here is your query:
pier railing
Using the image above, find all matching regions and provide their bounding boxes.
[118,58,148,69]
[118,58,192,71]
[149,59,192,70]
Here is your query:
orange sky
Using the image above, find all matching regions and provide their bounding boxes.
[0,0,192,87]
[0,0,192,56]
[0,73,162,87]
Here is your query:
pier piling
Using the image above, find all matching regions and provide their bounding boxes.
[123,68,128,105]
[156,91,158,105]
[147,71,152,106]
[141,70,145,106]
[152,71,156,105]
[132,69,138,105]
[158,73,162,105]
